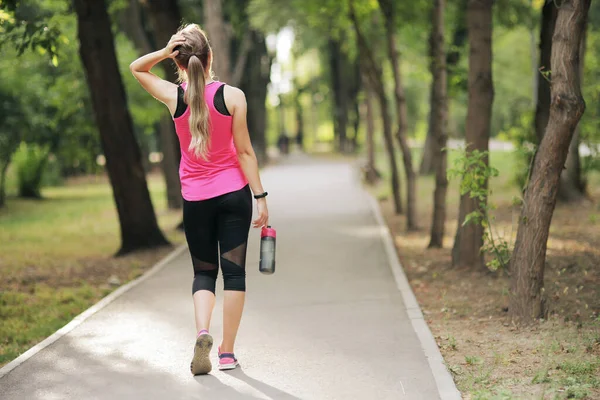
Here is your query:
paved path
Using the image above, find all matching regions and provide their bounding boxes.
[0,155,446,400]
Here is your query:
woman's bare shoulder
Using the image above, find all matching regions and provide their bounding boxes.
[223,85,246,114]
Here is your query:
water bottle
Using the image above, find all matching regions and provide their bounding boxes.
[259,226,276,274]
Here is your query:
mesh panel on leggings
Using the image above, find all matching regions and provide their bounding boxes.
[221,242,247,269]
[191,254,218,272]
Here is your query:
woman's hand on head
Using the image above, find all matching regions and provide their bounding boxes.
[253,198,269,228]
[164,34,186,59]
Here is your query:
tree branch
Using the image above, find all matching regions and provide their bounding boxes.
[348,0,383,95]
[230,33,252,87]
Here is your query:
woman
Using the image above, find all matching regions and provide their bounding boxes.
[130,24,269,375]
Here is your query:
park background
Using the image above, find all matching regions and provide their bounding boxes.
[0,0,599,398]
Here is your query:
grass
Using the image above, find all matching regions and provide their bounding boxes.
[374,144,600,399]
[0,171,185,366]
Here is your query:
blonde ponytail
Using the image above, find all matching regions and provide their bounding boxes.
[186,55,211,160]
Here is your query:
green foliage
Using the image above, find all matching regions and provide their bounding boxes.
[0,0,65,60]
[0,90,22,162]
[12,142,49,198]
[448,148,510,271]
[0,0,167,179]
[498,111,536,188]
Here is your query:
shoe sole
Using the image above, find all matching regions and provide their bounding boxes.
[218,360,239,371]
[191,334,213,375]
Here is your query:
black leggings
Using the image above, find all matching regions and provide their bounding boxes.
[183,185,252,294]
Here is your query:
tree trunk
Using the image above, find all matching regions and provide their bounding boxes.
[239,30,270,165]
[558,22,587,202]
[73,0,169,255]
[363,73,380,185]
[0,159,9,208]
[294,90,304,152]
[158,117,183,208]
[509,0,590,325]
[119,0,153,55]
[420,30,437,176]
[451,0,494,269]
[142,0,184,210]
[378,84,403,215]
[379,0,418,230]
[348,1,402,214]
[535,0,558,143]
[328,39,349,153]
[420,94,436,175]
[348,58,362,153]
[429,0,448,249]
[203,0,231,83]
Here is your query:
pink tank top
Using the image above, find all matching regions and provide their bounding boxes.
[173,81,248,201]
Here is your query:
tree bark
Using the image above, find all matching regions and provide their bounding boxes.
[558,22,587,202]
[420,30,437,176]
[349,1,402,214]
[203,0,231,83]
[363,73,380,185]
[535,0,558,143]
[348,58,362,153]
[73,0,169,255]
[421,0,466,178]
[420,89,436,175]
[328,39,349,153]
[119,0,153,55]
[429,0,448,249]
[510,0,590,324]
[294,89,304,152]
[142,0,184,210]
[0,159,9,208]
[239,30,270,165]
[379,0,418,230]
[451,0,494,269]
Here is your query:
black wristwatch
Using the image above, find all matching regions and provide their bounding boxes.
[253,191,268,199]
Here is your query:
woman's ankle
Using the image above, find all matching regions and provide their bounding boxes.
[219,343,235,353]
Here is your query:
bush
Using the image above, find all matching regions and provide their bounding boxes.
[12,142,50,199]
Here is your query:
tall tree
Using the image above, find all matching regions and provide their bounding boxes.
[121,0,183,211]
[558,22,587,202]
[362,72,380,184]
[328,38,350,153]
[420,0,468,175]
[378,0,418,230]
[73,0,169,255]
[534,0,586,202]
[238,29,270,165]
[0,92,22,208]
[510,0,590,324]
[349,1,403,214]
[535,0,558,143]
[451,0,494,269]
[203,0,232,83]
[142,0,185,211]
[428,0,448,248]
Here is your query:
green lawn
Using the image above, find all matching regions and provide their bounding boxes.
[0,173,185,366]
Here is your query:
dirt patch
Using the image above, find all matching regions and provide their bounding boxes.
[381,197,600,399]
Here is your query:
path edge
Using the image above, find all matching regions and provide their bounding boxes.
[0,243,188,379]
[365,193,462,400]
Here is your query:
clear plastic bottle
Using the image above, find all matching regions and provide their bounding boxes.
[259,226,276,274]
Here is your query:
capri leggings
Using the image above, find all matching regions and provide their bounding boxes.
[183,185,252,294]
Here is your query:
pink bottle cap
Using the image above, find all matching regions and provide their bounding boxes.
[261,226,276,238]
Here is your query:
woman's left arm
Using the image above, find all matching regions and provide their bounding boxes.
[129,34,185,116]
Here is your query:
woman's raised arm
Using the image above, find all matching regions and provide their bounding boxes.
[130,34,185,116]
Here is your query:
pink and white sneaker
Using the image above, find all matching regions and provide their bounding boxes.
[218,347,239,371]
